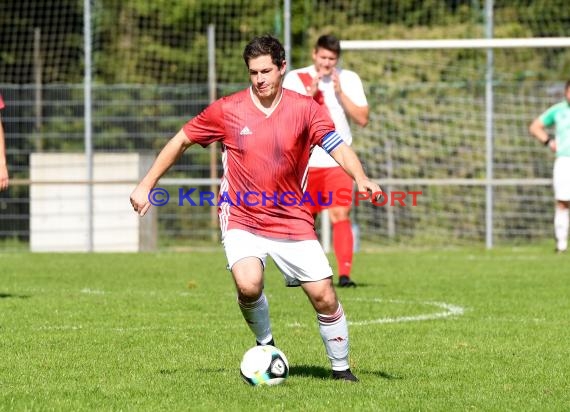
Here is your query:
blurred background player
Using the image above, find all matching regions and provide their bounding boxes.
[283,34,369,287]
[0,93,9,191]
[529,80,570,253]
[130,35,382,381]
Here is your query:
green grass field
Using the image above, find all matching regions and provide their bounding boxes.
[1,246,569,411]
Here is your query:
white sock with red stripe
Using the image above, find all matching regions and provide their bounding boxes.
[317,303,350,371]
[238,293,273,344]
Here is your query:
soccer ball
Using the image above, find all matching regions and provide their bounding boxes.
[240,345,289,386]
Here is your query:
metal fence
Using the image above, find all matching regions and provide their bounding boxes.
[1,0,569,251]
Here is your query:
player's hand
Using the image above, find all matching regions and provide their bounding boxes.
[331,68,341,95]
[306,74,321,98]
[130,184,152,217]
[548,139,557,152]
[356,178,383,203]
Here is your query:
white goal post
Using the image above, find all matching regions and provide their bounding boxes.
[341,37,570,51]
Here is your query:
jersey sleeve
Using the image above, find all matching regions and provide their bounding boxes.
[341,70,368,107]
[539,103,561,127]
[0,94,5,110]
[182,99,226,147]
[283,71,305,94]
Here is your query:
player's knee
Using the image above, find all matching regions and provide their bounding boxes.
[316,300,339,315]
[310,290,338,314]
[236,286,262,302]
[234,277,263,302]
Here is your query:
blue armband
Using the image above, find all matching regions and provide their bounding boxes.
[321,131,344,154]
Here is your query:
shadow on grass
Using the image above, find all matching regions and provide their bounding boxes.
[158,368,179,375]
[0,293,30,299]
[195,365,402,383]
[291,364,403,380]
[365,370,404,380]
[335,281,393,288]
[289,364,330,379]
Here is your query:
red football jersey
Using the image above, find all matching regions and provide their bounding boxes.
[183,88,337,240]
[0,94,5,110]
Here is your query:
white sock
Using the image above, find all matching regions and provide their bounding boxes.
[317,303,350,371]
[238,293,272,344]
[554,207,569,251]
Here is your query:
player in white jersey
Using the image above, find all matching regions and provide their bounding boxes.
[529,80,570,253]
[283,34,369,287]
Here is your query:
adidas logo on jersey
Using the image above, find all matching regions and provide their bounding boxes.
[240,126,253,135]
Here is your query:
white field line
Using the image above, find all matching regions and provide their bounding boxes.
[287,298,465,328]
[80,288,105,294]
[37,292,465,331]
[347,298,465,326]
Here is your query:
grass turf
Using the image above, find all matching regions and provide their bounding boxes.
[1,246,569,411]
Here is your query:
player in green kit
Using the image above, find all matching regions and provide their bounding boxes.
[529,80,570,253]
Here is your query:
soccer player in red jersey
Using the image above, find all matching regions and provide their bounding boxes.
[130,35,381,382]
[0,94,9,191]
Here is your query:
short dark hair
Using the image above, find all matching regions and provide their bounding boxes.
[565,80,570,91]
[315,34,341,56]
[243,35,286,69]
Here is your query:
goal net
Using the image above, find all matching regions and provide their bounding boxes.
[339,37,570,247]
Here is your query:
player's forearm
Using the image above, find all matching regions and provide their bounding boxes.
[0,123,8,190]
[330,144,368,184]
[140,129,192,188]
[338,92,368,127]
[0,123,6,166]
[529,119,550,144]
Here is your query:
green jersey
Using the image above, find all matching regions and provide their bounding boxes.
[539,101,570,157]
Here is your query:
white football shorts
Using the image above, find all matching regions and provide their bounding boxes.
[222,229,333,287]
[553,156,570,201]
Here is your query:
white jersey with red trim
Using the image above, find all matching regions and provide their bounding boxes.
[283,65,367,167]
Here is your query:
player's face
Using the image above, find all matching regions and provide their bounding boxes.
[312,48,339,77]
[565,87,570,103]
[248,55,285,101]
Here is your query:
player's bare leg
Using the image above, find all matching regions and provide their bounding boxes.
[301,277,358,381]
[232,257,274,346]
[554,200,570,253]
